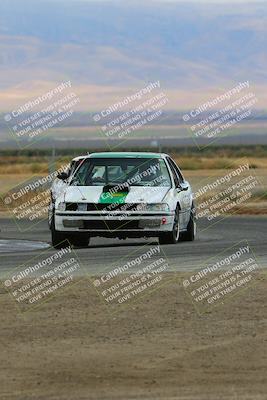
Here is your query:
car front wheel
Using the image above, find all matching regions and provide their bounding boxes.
[48,202,54,230]
[158,209,180,245]
[51,215,70,249]
[180,207,196,242]
[69,235,90,248]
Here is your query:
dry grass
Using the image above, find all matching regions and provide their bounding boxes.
[0,156,70,174]
[1,155,267,175]
[0,155,266,216]
[0,163,49,174]
[172,156,267,170]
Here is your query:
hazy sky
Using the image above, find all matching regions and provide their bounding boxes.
[59,0,265,2]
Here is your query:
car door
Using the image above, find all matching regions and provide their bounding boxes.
[166,157,191,229]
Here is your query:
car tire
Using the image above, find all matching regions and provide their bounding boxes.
[48,202,54,230]
[51,215,70,249]
[69,235,90,248]
[180,207,196,242]
[159,208,180,245]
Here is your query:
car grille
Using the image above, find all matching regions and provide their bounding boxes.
[86,203,145,212]
[82,220,141,230]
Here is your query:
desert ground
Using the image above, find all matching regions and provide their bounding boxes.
[0,272,266,400]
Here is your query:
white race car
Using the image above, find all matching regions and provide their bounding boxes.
[50,152,196,248]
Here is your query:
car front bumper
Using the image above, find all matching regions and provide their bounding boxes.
[55,211,175,234]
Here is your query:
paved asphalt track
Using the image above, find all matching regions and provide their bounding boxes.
[0,215,266,278]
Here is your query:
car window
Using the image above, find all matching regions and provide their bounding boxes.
[166,157,180,187]
[70,158,172,187]
[167,157,184,185]
[170,158,184,182]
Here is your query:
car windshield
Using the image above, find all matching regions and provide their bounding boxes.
[70,158,171,187]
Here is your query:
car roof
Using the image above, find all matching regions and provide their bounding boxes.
[88,152,167,159]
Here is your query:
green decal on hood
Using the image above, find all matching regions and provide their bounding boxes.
[98,191,128,204]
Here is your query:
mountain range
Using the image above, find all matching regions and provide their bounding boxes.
[0,0,266,111]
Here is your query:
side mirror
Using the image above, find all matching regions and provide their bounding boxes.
[176,182,189,191]
[57,171,69,181]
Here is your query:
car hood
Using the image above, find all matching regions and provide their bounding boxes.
[61,186,170,204]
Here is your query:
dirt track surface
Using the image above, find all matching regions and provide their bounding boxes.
[0,272,267,400]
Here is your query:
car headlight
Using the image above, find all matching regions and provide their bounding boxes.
[146,203,170,211]
[57,202,66,211]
